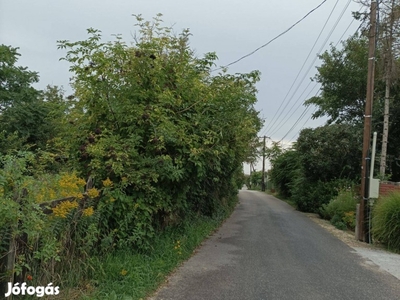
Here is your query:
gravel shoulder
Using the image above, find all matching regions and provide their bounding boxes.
[306,213,400,280]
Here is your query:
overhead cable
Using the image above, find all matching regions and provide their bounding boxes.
[261,0,340,136]
[265,0,353,137]
[211,0,329,72]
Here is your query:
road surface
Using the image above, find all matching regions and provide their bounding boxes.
[150,190,400,300]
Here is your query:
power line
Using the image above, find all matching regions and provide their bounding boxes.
[284,7,366,143]
[211,0,329,72]
[279,92,321,142]
[261,0,340,136]
[269,82,319,136]
[281,6,366,143]
[288,107,318,143]
[265,0,353,137]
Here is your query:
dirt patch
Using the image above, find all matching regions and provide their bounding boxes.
[305,213,380,249]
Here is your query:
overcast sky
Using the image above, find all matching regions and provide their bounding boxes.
[0,0,365,172]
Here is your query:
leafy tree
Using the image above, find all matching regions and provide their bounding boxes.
[58,15,262,249]
[0,85,70,153]
[269,149,300,198]
[295,124,362,182]
[304,31,400,180]
[305,35,370,124]
[0,45,39,112]
[0,46,70,154]
[267,124,362,212]
[290,124,361,212]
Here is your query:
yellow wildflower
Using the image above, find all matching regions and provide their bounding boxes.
[52,200,79,218]
[87,188,100,199]
[58,173,86,199]
[120,269,128,276]
[82,206,94,217]
[102,178,113,187]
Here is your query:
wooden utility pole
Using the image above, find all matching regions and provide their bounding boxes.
[359,0,377,242]
[262,136,266,191]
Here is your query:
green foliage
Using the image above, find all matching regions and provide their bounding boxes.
[320,189,358,230]
[0,45,55,152]
[57,15,262,250]
[303,32,400,181]
[291,176,345,213]
[289,124,360,212]
[247,171,263,190]
[295,124,362,182]
[0,15,261,294]
[265,141,284,163]
[269,149,299,198]
[305,34,369,124]
[0,44,71,156]
[0,153,100,286]
[372,191,400,252]
[83,203,237,300]
[268,124,360,212]
[0,44,40,111]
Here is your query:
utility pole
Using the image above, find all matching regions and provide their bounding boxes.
[262,136,266,192]
[359,0,377,242]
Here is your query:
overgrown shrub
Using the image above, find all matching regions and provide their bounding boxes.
[291,177,354,213]
[0,152,100,288]
[320,189,357,230]
[372,191,400,252]
[291,177,335,213]
[246,171,263,190]
[269,150,299,198]
[57,15,262,250]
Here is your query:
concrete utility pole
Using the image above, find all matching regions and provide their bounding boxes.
[359,0,377,242]
[262,136,266,191]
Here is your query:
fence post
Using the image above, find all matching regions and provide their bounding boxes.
[0,226,16,300]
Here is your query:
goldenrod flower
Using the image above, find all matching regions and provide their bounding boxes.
[102,177,113,187]
[52,200,79,218]
[57,173,86,200]
[82,206,94,217]
[87,188,100,199]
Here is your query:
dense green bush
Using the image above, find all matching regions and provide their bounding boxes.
[269,150,299,198]
[246,171,263,190]
[290,177,340,213]
[57,16,262,250]
[320,189,357,230]
[268,124,362,213]
[372,192,400,252]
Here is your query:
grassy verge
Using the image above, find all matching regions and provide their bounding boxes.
[265,189,297,208]
[60,198,238,300]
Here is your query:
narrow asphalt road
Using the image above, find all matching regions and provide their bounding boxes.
[149,190,400,300]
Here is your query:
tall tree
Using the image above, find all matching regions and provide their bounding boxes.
[0,45,70,153]
[377,0,400,176]
[305,35,370,125]
[0,45,39,112]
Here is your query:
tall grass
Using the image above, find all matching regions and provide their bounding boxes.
[372,191,400,252]
[70,198,238,300]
